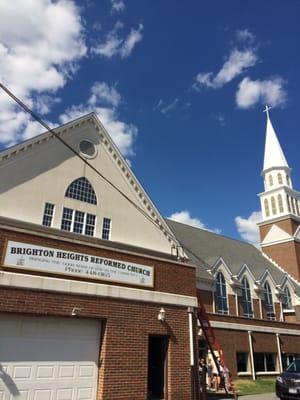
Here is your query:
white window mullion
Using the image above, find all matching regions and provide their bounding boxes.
[70,209,75,233]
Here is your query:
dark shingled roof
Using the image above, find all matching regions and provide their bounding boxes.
[165,218,295,286]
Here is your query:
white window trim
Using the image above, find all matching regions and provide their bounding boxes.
[61,208,96,237]
[102,217,112,240]
[241,276,254,319]
[43,203,55,227]
[215,271,229,315]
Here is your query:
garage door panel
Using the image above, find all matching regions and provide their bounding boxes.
[33,389,52,400]
[0,340,100,363]
[0,315,100,400]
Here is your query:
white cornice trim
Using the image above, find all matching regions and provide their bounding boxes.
[261,237,296,247]
[257,214,300,226]
[0,271,198,308]
[211,320,300,336]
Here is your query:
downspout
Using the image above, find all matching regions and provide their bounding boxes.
[188,307,198,400]
[276,333,283,373]
[248,331,256,381]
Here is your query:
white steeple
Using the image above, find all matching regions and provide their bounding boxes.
[263,105,289,172]
[258,106,300,223]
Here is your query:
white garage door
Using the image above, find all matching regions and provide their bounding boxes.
[0,314,101,400]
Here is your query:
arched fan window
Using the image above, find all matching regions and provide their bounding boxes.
[241,277,253,318]
[65,177,97,205]
[215,272,228,315]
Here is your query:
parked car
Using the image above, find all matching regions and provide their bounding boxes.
[276,359,300,399]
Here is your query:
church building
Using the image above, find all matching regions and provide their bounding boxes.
[0,113,198,400]
[258,108,300,282]
[0,107,300,400]
[167,110,300,379]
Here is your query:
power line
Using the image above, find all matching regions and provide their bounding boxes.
[0,82,214,272]
[0,82,181,244]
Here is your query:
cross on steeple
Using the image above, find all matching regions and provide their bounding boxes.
[263,105,272,119]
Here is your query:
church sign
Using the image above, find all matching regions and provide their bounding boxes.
[3,240,154,288]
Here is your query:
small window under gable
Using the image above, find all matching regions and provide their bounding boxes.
[42,202,55,227]
[283,286,293,310]
[264,282,275,320]
[215,271,228,315]
[65,177,97,205]
[278,173,283,185]
[241,277,253,318]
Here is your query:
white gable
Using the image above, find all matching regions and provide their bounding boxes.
[0,114,179,255]
[262,224,292,245]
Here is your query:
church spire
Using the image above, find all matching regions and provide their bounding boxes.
[262,105,289,173]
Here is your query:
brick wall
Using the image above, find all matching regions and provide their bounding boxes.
[262,241,300,281]
[259,218,300,241]
[197,289,213,312]
[0,287,192,400]
[0,227,197,400]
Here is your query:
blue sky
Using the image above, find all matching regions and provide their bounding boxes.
[0,0,300,244]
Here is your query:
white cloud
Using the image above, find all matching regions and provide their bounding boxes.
[59,82,137,157]
[110,0,125,13]
[168,210,221,233]
[88,82,121,108]
[236,77,287,109]
[91,23,143,59]
[153,98,179,115]
[0,0,86,146]
[236,29,255,44]
[120,24,143,58]
[235,211,262,245]
[194,48,258,90]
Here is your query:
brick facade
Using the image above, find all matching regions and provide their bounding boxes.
[209,313,300,378]
[0,224,197,400]
[259,217,300,241]
[262,241,300,281]
[259,216,300,281]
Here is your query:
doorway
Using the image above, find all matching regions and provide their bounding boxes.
[147,335,168,400]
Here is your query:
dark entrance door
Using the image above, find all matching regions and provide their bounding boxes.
[147,336,168,400]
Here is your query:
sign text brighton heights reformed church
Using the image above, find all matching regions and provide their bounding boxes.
[3,240,154,287]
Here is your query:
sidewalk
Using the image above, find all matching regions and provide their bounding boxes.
[206,392,277,400]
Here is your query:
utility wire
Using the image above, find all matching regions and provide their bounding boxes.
[0,82,181,244]
[0,82,214,270]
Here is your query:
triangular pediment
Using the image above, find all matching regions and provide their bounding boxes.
[262,224,292,245]
[0,113,181,255]
[294,226,300,241]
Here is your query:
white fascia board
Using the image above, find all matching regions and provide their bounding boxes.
[257,214,300,226]
[261,238,300,247]
[237,264,257,282]
[211,320,300,336]
[0,271,198,308]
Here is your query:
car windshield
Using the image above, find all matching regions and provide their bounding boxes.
[286,360,300,373]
